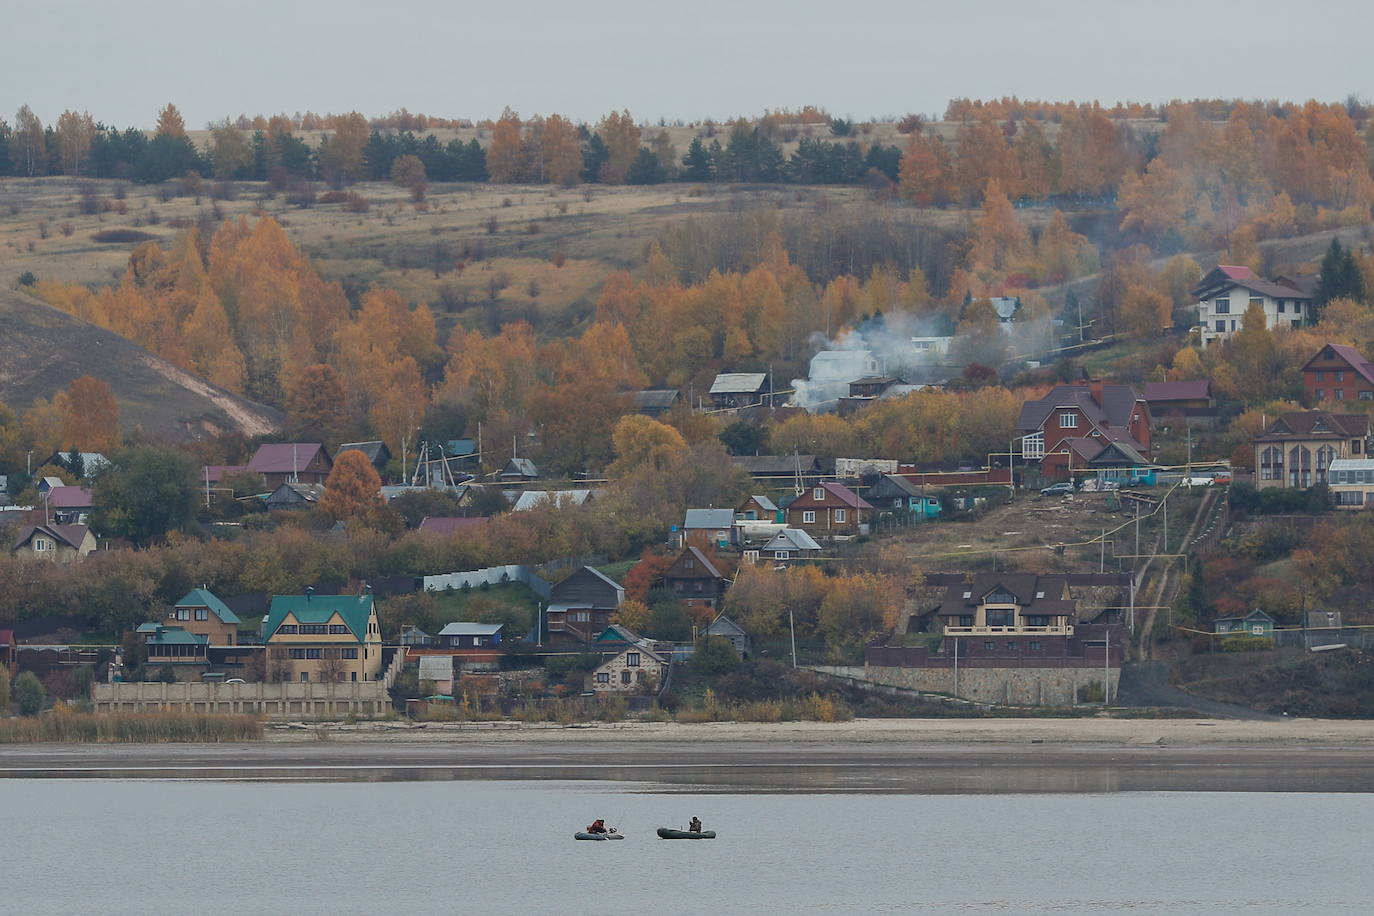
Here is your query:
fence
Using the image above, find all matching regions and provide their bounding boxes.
[92,680,391,718]
[423,565,552,598]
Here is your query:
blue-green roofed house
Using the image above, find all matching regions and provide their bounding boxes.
[143,626,209,679]
[159,587,243,645]
[262,589,383,683]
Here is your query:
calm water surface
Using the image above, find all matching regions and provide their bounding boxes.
[7,780,1373,914]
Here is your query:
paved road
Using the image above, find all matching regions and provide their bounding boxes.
[1117,660,1282,720]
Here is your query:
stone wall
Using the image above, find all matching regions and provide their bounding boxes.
[92,681,391,719]
[862,664,1119,706]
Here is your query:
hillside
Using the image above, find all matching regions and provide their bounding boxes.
[0,288,280,441]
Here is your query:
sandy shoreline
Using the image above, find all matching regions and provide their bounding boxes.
[260,716,1374,746]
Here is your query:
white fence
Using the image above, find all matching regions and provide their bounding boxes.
[92,681,391,718]
[422,564,552,598]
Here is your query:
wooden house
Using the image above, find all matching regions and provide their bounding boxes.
[336,441,393,474]
[705,615,752,658]
[784,482,873,537]
[265,482,324,510]
[658,546,730,611]
[248,443,333,489]
[1213,610,1275,639]
[709,373,769,410]
[543,567,624,643]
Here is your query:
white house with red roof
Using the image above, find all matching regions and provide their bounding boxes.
[1194,265,1313,348]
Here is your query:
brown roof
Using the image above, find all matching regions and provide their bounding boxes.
[12,523,91,551]
[789,481,874,511]
[1015,384,1144,434]
[1143,380,1211,403]
[935,573,1075,617]
[249,443,330,475]
[46,486,93,509]
[1194,265,1313,301]
[1254,411,1370,443]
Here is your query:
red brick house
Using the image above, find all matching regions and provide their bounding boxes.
[1302,344,1374,406]
[784,482,873,537]
[1016,381,1151,481]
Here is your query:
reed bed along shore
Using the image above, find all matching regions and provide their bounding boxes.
[0,711,263,743]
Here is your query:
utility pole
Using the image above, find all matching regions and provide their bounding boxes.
[1104,627,1111,706]
[1100,528,1106,573]
[788,607,798,669]
[1163,496,1168,554]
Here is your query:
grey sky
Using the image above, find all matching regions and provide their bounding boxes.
[4,0,1369,129]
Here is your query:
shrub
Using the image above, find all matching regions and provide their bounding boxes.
[1221,634,1275,652]
[691,636,741,675]
[14,672,45,716]
[0,711,262,743]
[91,229,158,244]
[0,666,10,712]
[17,271,37,287]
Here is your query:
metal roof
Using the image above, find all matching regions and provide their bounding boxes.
[684,508,735,529]
[174,588,242,624]
[264,593,374,642]
[709,373,768,394]
[764,528,822,551]
[438,622,505,637]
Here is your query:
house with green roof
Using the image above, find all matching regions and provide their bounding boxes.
[262,589,382,683]
[161,587,243,646]
[144,625,210,680]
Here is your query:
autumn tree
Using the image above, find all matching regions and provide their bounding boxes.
[1120,283,1172,340]
[606,415,687,478]
[528,113,583,186]
[317,111,369,186]
[54,110,95,176]
[897,133,954,205]
[11,105,45,176]
[319,450,384,522]
[486,107,526,183]
[390,154,426,190]
[55,375,120,451]
[284,364,350,440]
[155,103,187,138]
[596,109,641,184]
[209,124,253,179]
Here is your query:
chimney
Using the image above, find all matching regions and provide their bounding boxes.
[1088,378,1105,408]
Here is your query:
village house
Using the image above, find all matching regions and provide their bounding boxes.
[161,588,242,645]
[498,457,539,483]
[336,441,393,475]
[248,443,333,489]
[679,508,735,550]
[512,489,597,511]
[1015,380,1151,481]
[264,481,324,510]
[1327,458,1374,509]
[709,372,770,410]
[705,615,752,658]
[784,482,873,537]
[45,485,93,525]
[1143,380,1216,423]
[735,494,781,523]
[1213,609,1275,639]
[40,451,111,478]
[1194,265,1313,348]
[11,523,96,562]
[416,516,491,536]
[863,573,1128,705]
[542,566,624,644]
[589,644,668,693]
[760,527,822,562]
[438,622,505,649]
[631,389,681,418]
[862,474,942,520]
[1301,343,1374,405]
[658,545,730,611]
[141,625,210,679]
[262,589,384,683]
[1253,411,1370,490]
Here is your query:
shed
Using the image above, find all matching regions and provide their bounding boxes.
[705,615,752,658]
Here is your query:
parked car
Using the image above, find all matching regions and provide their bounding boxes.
[1040,482,1075,497]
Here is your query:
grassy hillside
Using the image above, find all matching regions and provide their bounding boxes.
[0,287,281,440]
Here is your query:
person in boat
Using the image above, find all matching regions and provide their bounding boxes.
[689,816,703,833]
[587,819,608,834]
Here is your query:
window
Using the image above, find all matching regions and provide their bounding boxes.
[1336,491,1365,506]
[1277,301,1286,313]
[1361,391,1373,401]
[813,488,825,500]
[1356,440,1364,454]
[1293,302,1302,314]
[351,672,357,682]
[1027,615,1050,627]
[1029,641,1042,651]
[1230,320,1237,331]
[985,608,1014,627]
[1215,298,1230,314]
[341,648,358,659]
[834,509,846,523]
[962,591,972,598]
[329,625,349,634]
[1249,297,1263,308]
[176,608,190,621]
[299,624,327,634]
[277,625,298,634]
[1215,320,1226,333]
[1059,412,1078,428]
[596,672,610,684]
[626,652,641,668]
[802,510,816,524]
[306,648,323,659]
[289,648,307,659]
[1337,371,1346,382]
[1289,445,1313,488]
[1315,389,1325,400]
[685,557,694,569]
[620,670,632,684]
[1006,641,1018,651]
[1034,591,1045,599]
[1336,389,1345,400]
[983,641,995,651]
[773,550,790,560]
[1022,432,1044,459]
[195,608,208,621]
[893,498,903,508]
[1317,446,1337,482]
[1316,370,1326,382]
[958,615,973,627]
[33,539,48,552]
[300,672,309,682]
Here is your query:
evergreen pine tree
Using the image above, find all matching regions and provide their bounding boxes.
[625,147,665,185]
[681,137,713,181]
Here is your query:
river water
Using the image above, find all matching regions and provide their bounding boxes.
[7,777,1373,914]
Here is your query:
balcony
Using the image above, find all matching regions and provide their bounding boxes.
[942,625,1073,637]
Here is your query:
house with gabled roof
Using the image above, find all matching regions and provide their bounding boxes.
[161,588,242,646]
[1194,264,1312,348]
[862,474,941,520]
[543,567,624,644]
[248,443,333,489]
[46,486,93,525]
[735,494,781,523]
[336,441,393,475]
[512,489,597,511]
[1213,609,1275,639]
[1015,380,1151,482]
[1253,411,1370,490]
[631,389,681,417]
[142,625,209,680]
[658,545,730,610]
[589,644,668,693]
[709,373,769,410]
[680,508,735,549]
[11,523,96,562]
[784,482,873,537]
[498,457,539,482]
[265,481,325,510]
[1302,343,1374,406]
[262,589,383,683]
[729,454,823,485]
[705,615,752,658]
[1143,380,1215,418]
[762,527,822,561]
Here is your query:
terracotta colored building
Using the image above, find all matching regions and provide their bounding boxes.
[784,482,874,537]
[1302,343,1374,406]
[1016,381,1151,482]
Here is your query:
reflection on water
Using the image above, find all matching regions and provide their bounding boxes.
[7,780,1374,914]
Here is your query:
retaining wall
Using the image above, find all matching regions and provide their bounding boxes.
[861,664,1119,706]
[92,681,391,718]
